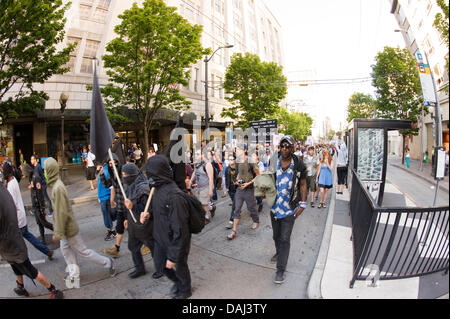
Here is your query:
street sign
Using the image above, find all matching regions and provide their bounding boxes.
[415,51,436,103]
[249,119,278,147]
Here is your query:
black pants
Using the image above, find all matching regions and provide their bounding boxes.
[127,235,154,273]
[270,213,296,273]
[34,208,53,242]
[154,238,192,294]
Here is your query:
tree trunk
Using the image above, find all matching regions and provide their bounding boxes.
[142,121,149,165]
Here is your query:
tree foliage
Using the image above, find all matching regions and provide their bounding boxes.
[346,92,376,122]
[101,0,208,157]
[0,0,73,123]
[222,53,287,129]
[278,107,313,141]
[371,46,424,136]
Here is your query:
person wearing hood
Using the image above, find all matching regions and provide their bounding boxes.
[44,157,116,281]
[122,162,161,279]
[0,183,63,299]
[2,162,54,261]
[22,163,54,244]
[142,155,192,299]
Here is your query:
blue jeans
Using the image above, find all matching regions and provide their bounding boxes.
[20,225,49,256]
[405,157,410,168]
[100,200,113,229]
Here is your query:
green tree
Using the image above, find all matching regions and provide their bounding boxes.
[0,0,74,123]
[101,0,208,158]
[433,0,449,92]
[346,92,376,122]
[371,46,424,163]
[327,129,336,141]
[278,108,313,141]
[222,53,287,129]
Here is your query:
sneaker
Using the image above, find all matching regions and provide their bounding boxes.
[226,221,233,229]
[29,210,35,216]
[104,246,119,258]
[310,202,315,208]
[141,245,151,256]
[48,211,53,217]
[49,289,64,299]
[108,257,116,277]
[104,231,114,241]
[47,250,54,261]
[274,271,286,284]
[251,222,260,230]
[227,230,237,240]
[14,282,29,297]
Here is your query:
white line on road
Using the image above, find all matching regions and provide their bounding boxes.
[1,259,46,268]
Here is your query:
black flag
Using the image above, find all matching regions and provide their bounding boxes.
[111,137,126,166]
[89,65,115,164]
[164,115,186,190]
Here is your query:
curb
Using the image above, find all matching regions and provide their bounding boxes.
[306,169,338,299]
[391,164,449,194]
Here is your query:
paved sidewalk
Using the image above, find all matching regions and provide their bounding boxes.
[307,173,449,299]
[388,156,449,194]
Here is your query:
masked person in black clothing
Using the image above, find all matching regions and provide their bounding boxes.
[22,164,53,244]
[142,155,192,299]
[122,163,162,279]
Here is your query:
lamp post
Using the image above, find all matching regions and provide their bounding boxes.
[204,43,233,144]
[59,92,69,184]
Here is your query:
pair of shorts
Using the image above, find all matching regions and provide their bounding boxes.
[337,166,348,185]
[10,259,39,280]
[86,166,96,180]
[306,175,317,192]
[194,187,210,206]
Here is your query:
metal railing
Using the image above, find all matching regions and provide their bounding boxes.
[349,168,449,288]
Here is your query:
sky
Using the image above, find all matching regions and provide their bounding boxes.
[264,0,407,135]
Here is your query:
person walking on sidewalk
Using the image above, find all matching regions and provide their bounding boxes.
[97,163,116,241]
[0,183,63,299]
[224,157,237,229]
[101,154,126,258]
[303,146,320,207]
[143,155,192,299]
[22,164,54,244]
[190,148,215,225]
[122,162,162,280]
[227,146,260,240]
[316,151,334,209]
[30,155,53,217]
[86,144,96,191]
[336,141,348,195]
[44,157,116,281]
[405,147,411,168]
[269,135,307,284]
[2,162,54,261]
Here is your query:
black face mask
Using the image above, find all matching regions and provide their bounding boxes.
[123,175,137,185]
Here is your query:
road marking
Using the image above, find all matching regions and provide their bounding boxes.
[386,179,419,207]
[0,259,45,268]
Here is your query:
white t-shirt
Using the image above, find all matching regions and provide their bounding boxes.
[87,151,96,167]
[7,177,27,228]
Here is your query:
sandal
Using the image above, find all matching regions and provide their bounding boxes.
[318,203,323,209]
[227,230,237,240]
[323,203,327,208]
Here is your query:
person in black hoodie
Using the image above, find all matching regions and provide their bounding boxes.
[122,162,162,279]
[0,183,63,299]
[22,164,54,244]
[142,155,192,299]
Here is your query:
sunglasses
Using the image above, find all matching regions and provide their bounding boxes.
[280,143,292,149]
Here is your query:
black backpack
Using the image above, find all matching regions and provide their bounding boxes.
[167,189,206,234]
[12,165,22,183]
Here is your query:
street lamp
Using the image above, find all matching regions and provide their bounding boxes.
[204,43,233,144]
[59,92,69,184]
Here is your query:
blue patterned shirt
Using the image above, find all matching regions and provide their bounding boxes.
[271,158,295,219]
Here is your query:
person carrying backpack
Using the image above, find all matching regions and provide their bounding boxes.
[143,155,193,299]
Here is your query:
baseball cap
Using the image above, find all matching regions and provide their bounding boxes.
[280,135,295,146]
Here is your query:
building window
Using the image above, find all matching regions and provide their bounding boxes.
[66,37,81,72]
[210,74,215,97]
[217,76,223,98]
[214,0,224,15]
[93,7,108,23]
[79,4,92,20]
[194,67,199,92]
[97,0,111,9]
[80,40,100,73]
